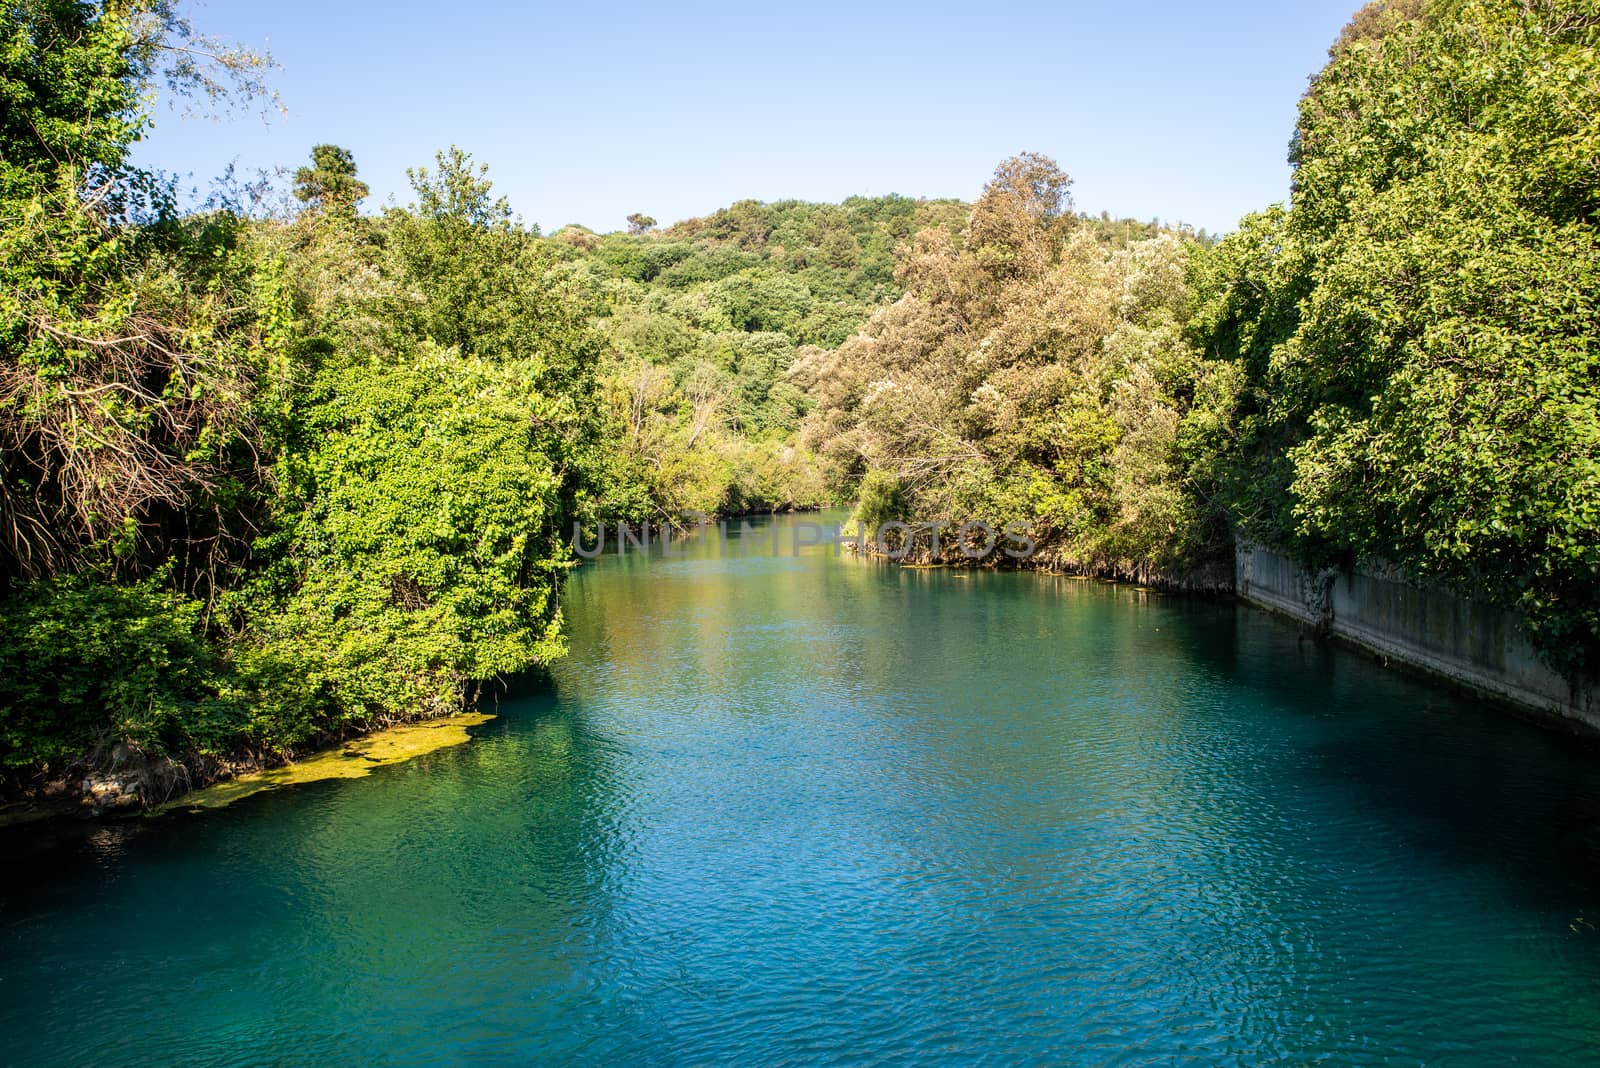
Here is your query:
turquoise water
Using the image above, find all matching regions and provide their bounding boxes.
[5,513,1600,1065]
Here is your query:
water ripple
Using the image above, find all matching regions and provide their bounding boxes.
[4,515,1600,1065]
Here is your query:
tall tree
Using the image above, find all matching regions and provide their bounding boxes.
[292,144,369,214]
[1193,0,1600,674]
[799,154,1231,582]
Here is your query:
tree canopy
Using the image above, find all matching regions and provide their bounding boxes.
[292,144,368,213]
[1193,0,1600,673]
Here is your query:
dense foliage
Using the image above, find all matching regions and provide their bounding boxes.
[541,195,968,517]
[799,155,1233,582]
[1192,0,1600,674]
[0,2,601,783]
[0,2,969,786]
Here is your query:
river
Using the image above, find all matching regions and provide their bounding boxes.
[4,512,1600,1065]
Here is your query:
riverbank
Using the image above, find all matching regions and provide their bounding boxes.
[0,709,498,825]
[11,517,1588,824]
[841,520,1234,593]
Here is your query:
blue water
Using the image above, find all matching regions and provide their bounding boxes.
[4,513,1600,1065]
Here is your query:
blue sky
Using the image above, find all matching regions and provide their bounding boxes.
[136,1,1360,235]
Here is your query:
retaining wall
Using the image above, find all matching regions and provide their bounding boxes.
[1234,542,1599,731]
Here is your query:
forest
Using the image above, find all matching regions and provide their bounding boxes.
[1,0,1596,806]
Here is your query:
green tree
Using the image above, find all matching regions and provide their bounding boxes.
[801,155,1230,581]
[0,0,277,580]
[1193,0,1600,674]
[292,144,369,214]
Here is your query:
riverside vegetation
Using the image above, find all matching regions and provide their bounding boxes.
[1,0,1596,808]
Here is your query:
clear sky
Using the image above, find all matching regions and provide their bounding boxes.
[135,1,1362,235]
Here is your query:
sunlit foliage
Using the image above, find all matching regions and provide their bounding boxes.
[800,155,1233,582]
[1193,0,1600,673]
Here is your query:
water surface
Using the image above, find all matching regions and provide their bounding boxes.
[4,513,1600,1065]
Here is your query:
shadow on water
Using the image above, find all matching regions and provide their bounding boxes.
[1196,600,1600,907]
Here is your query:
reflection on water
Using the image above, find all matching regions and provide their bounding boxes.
[4,513,1600,1065]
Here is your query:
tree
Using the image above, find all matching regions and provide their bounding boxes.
[1193,0,1600,675]
[405,145,511,228]
[382,147,522,357]
[0,0,276,580]
[292,144,369,214]
[626,213,656,235]
[801,155,1229,582]
[962,152,1076,291]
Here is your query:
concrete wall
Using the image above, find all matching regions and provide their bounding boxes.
[1235,542,1599,731]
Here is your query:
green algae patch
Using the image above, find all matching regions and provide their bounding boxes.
[160,713,497,812]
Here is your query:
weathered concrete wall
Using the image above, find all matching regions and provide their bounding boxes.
[1235,542,1599,731]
